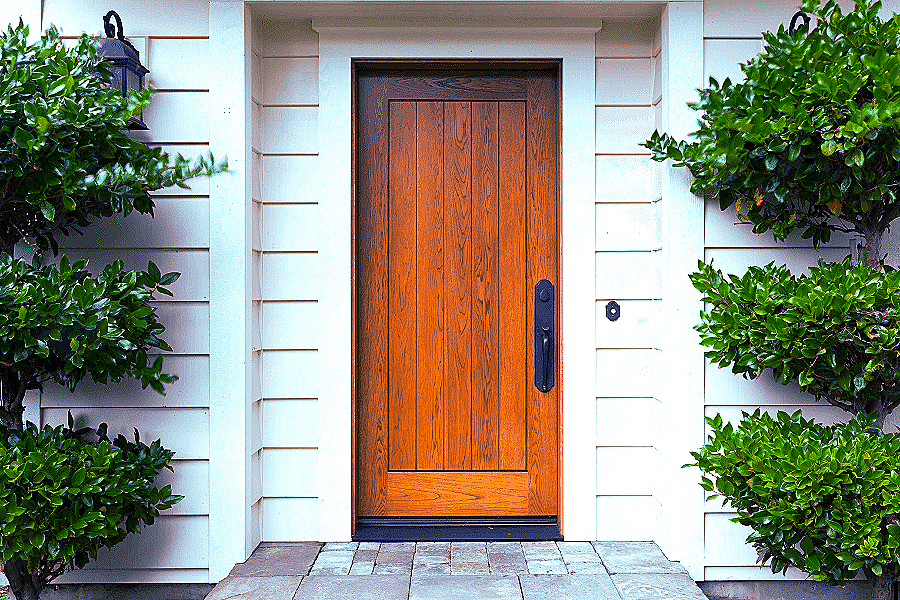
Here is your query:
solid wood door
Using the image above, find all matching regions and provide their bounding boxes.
[356,67,559,520]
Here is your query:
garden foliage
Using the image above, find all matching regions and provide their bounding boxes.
[643,0,900,263]
[691,410,900,584]
[693,260,900,420]
[0,419,181,588]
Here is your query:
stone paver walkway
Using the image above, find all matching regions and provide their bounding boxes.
[206,541,708,600]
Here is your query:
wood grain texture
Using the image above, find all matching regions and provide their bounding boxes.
[443,101,472,471]
[357,68,559,521]
[357,75,390,515]
[388,101,418,471]
[498,102,528,471]
[387,471,528,515]
[526,74,559,515]
[471,101,500,471]
[416,102,445,471]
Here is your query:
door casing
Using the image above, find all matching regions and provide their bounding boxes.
[350,59,564,538]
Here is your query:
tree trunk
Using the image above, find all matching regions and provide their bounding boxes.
[861,227,885,269]
[873,574,895,600]
[2,559,43,600]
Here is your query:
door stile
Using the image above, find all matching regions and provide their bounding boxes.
[526,73,559,515]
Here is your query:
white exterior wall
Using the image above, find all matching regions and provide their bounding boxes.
[253,18,322,542]
[594,19,664,542]
[28,0,214,584]
[20,0,900,588]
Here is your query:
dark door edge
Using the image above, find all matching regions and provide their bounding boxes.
[353,515,563,541]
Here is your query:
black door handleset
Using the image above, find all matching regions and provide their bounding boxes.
[534,279,555,393]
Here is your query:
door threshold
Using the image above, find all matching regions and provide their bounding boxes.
[353,516,562,541]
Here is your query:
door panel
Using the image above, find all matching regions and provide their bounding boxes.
[357,68,558,521]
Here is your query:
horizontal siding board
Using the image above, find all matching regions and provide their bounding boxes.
[705,360,814,407]
[148,38,209,90]
[596,349,658,397]
[253,300,262,351]
[595,20,654,57]
[253,151,263,202]
[706,201,852,248]
[152,302,209,354]
[253,200,263,251]
[704,0,816,38]
[262,155,320,203]
[706,405,850,428]
[35,355,209,408]
[262,253,321,300]
[596,496,660,541]
[596,398,660,447]
[253,350,263,402]
[703,38,762,86]
[595,299,658,349]
[253,100,262,153]
[58,197,209,249]
[596,251,660,299]
[263,302,319,349]
[262,107,318,154]
[596,58,651,105]
[596,106,652,154]
[253,250,262,301]
[263,204,321,251]
[262,350,319,399]
[262,302,319,350]
[596,203,655,251]
[82,515,208,570]
[252,451,263,503]
[595,155,653,203]
[596,447,659,495]
[704,247,850,277]
[59,249,209,301]
[261,449,318,496]
[44,0,209,36]
[705,513,758,566]
[262,399,319,447]
[261,498,319,541]
[130,92,209,144]
[41,408,209,460]
[258,19,318,57]
[704,566,818,581]
[157,459,209,516]
[262,57,318,105]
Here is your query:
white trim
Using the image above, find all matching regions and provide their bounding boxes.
[208,0,254,582]
[657,0,705,579]
[314,24,599,541]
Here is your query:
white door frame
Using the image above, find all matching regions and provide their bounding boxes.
[313,23,600,542]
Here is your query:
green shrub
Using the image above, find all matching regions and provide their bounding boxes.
[642,0,900,264]
[692,259,900,422]
[691,410,900,584]
[0,419,181,593]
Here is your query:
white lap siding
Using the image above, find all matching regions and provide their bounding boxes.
[28,0,212,584]
[255,19,321,542]
[594,20,663,541]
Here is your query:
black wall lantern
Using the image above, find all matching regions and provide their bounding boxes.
[98,10,150,130]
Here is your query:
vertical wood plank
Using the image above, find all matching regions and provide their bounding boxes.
[357,76,389,514]
[444,101,472,471]
[498,101,527,471]
[388,101,417,470]
[526,75,558,514]
[416,102,445,470]
[471,101,500,471]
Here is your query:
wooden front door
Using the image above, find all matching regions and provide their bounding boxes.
[356,65,559,527]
